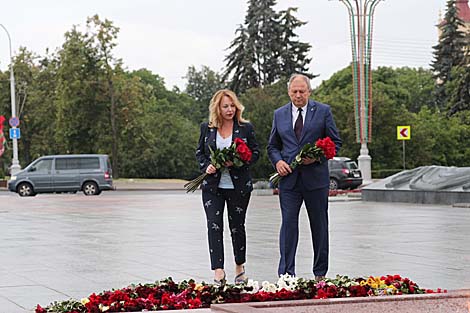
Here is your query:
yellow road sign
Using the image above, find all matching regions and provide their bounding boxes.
[397,126,411,140]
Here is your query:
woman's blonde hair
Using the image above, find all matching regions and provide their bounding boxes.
[208,89,248,128]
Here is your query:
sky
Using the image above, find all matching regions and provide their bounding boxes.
[0,0,446,90]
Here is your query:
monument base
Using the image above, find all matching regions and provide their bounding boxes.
[210,290,470,313]
[362,189,470,205]
[362,166,470,204]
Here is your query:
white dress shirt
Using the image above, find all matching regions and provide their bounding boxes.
[291,103,307,129]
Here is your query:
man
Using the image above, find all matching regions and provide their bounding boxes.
[267,73,342,279]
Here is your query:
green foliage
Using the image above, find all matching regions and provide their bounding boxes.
[278,7,312,77]
[448,62,470,116]
[184,65,224,123]
[240,79,290,178]
[223,1,311,93]
[1,15,470,180]
[315,67,358,159]
[431,0,466,108]
[315,65,470,173]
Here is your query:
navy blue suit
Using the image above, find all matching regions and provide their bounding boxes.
[267,99,342,277]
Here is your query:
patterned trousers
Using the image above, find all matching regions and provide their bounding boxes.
[202,188,251,270]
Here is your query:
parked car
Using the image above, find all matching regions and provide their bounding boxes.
[328,157,362,190]
[8,154,114,197]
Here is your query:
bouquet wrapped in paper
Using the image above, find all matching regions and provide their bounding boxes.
[269,137,336,187]
[185,138,252,192]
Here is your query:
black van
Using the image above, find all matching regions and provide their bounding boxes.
[8,154,114,197]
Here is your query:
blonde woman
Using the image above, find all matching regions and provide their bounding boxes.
[195,89,259,286]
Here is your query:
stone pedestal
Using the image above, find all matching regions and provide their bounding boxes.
[358,143,372,185]
[210,290,470,313]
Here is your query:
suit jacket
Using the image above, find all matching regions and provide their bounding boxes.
[196,120,260,195]
[267,99,342,191]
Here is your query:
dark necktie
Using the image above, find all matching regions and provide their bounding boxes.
[294,108,303,140]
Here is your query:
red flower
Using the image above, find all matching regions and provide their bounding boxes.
[315,137,336,159]
[35,305,46,313]
[234,138,252,162]
[316,289,328,299]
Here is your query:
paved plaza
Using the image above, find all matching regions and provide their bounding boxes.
[0,188,469,312]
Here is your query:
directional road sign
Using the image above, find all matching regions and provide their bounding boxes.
[397,126,410,140]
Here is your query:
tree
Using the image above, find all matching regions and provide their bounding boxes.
[87,14,121,177]
[54,26,105,155]
[430,0,466,108]
[240,79,290,178]
[12,48,60,165]
[278,8,312,78]
[447,64,470,117]
[184,65,224,123]
[448,32,470,116]
[223,25,259,94]
[223,1,311,93]
[245,0,282,84]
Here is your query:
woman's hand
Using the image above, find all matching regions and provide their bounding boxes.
[224,161,234,168]
[206,164,217,174]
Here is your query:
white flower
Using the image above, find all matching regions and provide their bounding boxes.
[277,274,299,291]
[261,281,277,293]
[246,279,260,293]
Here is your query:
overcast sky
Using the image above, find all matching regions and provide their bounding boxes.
[0,0,446,90]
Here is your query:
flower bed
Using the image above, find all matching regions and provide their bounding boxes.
[36,274,446,313]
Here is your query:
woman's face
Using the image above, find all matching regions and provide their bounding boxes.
[219,95,236,122]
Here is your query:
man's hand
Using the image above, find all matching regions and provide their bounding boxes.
[224,161,234,167]
[276,160,292,176]
[206,164,217,174]
[302,157,318,165]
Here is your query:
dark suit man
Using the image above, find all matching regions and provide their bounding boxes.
[267,74,342,279]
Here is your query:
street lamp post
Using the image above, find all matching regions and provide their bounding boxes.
[0,23,21,175]
[336,0,382,185]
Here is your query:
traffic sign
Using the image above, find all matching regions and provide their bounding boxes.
[397,126,410,140]
[9,117,20,128]
[9,128,21,139]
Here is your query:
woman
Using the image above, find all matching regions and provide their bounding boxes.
[196,89,259,285]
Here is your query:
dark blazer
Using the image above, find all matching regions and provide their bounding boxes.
[196,120,260,195]
[267,99,342,190]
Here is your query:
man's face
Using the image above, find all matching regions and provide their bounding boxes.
[288,77,311,107]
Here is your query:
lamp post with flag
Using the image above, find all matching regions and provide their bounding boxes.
[0,23,21,175]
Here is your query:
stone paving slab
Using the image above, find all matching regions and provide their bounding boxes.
[0,190,469,312]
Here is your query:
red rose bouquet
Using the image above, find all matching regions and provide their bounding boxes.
[185,138,252,192]
[232,137,252,166]
[269,136,336,187]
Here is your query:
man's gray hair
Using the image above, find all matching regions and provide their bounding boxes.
[287,74,312,91]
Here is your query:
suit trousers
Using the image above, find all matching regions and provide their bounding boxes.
[278,176,329,277]
[202,188,251,270]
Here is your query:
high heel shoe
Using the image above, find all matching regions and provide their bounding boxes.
[234,266,248,285]
[214,270,226,287]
